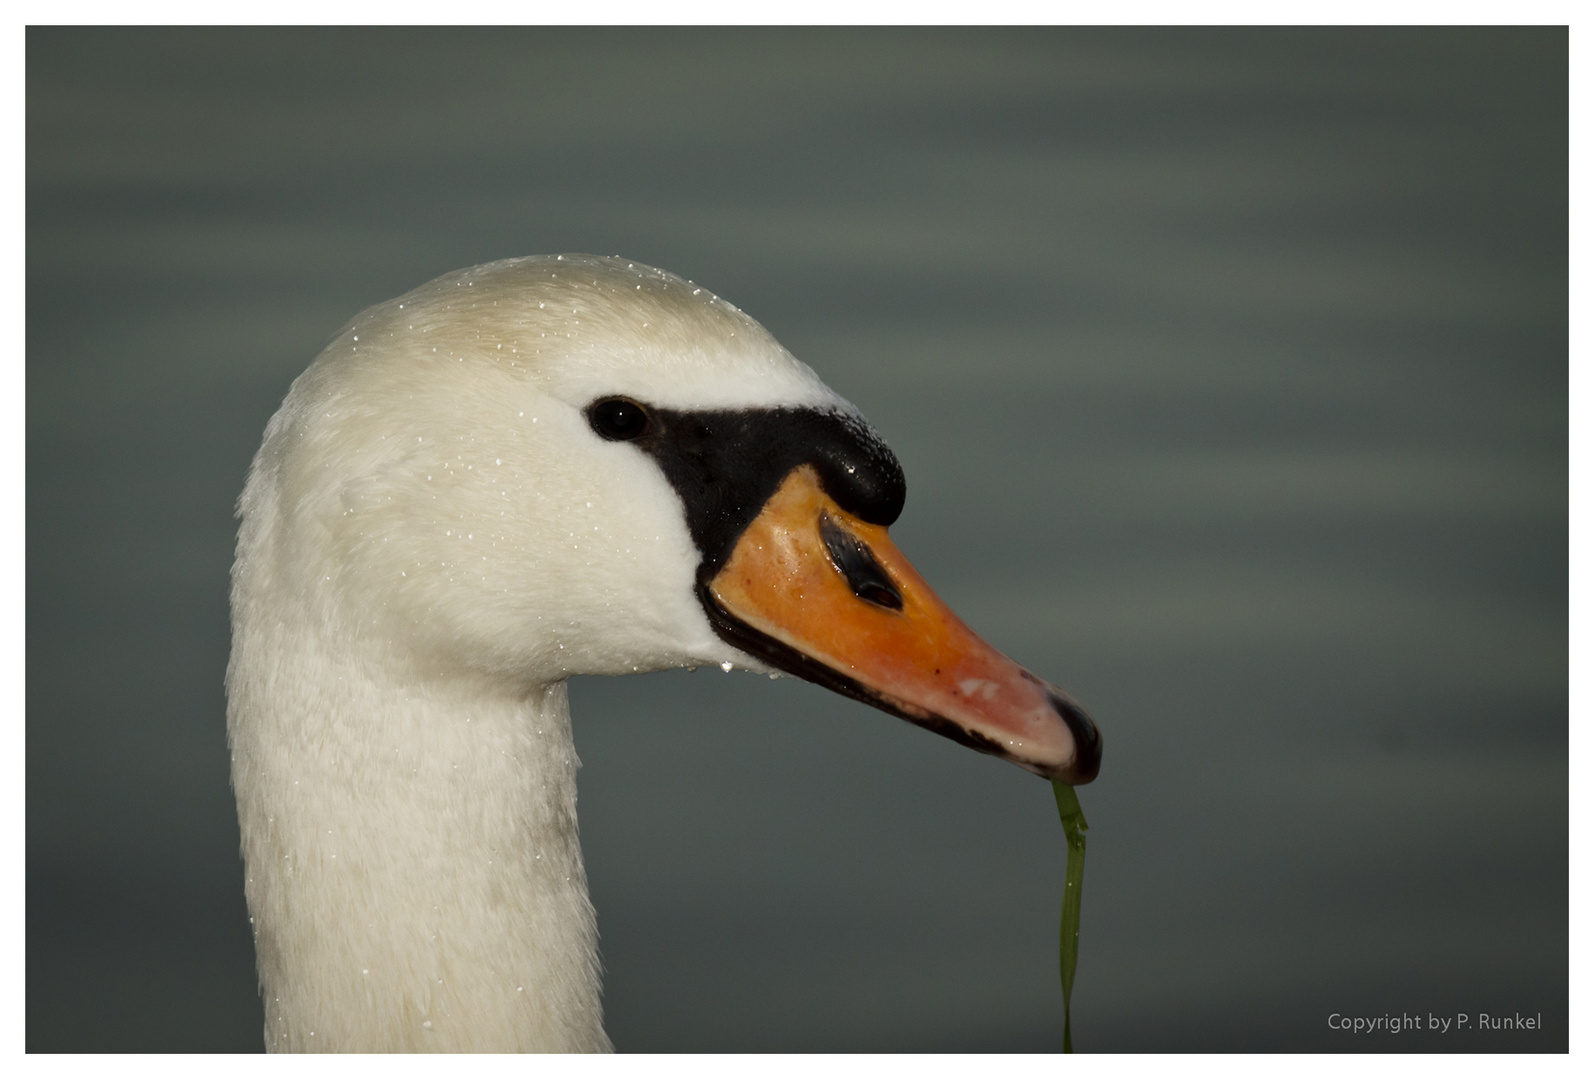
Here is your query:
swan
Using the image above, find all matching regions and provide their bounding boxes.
[226,254,1101,1052]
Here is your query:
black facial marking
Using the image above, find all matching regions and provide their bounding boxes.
[615,404,906,578]
[819,513,903,610]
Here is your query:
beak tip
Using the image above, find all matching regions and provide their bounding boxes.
[1043,685,1102,785]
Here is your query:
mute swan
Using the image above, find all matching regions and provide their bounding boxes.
[227,254,1101,1052]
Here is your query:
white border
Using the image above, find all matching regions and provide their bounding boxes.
[12,10,1580,1070]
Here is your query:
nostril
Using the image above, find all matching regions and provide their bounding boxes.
[818,513,904,611]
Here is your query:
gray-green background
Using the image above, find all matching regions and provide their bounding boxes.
[27,27,1566,1052]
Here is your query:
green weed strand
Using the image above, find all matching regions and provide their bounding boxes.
[1052,780,1089,1054]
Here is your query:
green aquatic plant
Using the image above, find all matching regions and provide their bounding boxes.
[1052,780,1089,1053]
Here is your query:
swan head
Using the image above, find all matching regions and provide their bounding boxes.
[242,254,1099,784]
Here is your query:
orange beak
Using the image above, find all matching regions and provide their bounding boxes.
[700,466,1100,783]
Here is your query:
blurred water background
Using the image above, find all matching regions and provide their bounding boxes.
[27,27,1566,1051]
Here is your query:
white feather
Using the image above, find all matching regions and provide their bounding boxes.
[227,255,857,1051]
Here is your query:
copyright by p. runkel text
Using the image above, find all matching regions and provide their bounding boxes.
[1327,1012,1543,1035]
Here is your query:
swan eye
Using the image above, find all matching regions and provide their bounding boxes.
[587,398,650,441]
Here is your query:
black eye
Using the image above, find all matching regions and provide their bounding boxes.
[587,398,650,441]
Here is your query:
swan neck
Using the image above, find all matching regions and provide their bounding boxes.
[228,633,609,1052]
